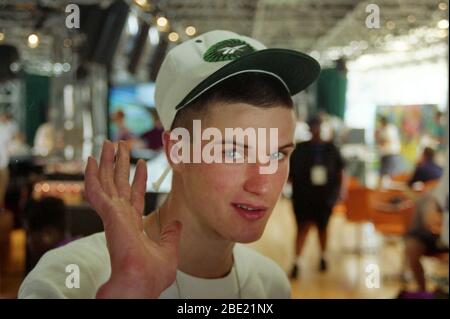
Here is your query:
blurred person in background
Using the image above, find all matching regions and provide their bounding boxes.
[294,115,311,143]
[111,109,134,142]
[431,111,445,150]
[0,111,17,209]
[140,109,164,151]
[408,147,443,189]
[404,108,449,296]
[289,116,345,278]
[0,113,15,269]
[9,132,31,157]
[33,121,55,156]
[0,111,18,138]
[375,115,402,187]
[405,194,449,293]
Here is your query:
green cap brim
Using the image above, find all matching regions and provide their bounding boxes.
[175,48,321,110]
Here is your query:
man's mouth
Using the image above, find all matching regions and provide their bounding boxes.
[231,203,268,220]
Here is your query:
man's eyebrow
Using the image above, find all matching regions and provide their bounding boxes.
[219,140,250,149]
[217,140,294,150]
[279,142,294,150]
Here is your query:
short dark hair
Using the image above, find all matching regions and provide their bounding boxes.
[379,116,388,125]
[423,147,435,161]
[308,115,322,128]
[171,72,293,131]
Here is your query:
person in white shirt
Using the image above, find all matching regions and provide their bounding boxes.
[0,130,9,210]
[19,30,321,299]
[375,115,402,187]
[0,112,17,209]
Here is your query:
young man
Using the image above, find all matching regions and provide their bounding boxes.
[19,30,320,299]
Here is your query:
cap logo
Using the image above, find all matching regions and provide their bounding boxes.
[203,39,256,62]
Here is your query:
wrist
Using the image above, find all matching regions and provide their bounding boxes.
[96,277,160,299]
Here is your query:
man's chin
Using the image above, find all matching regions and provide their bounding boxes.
[231,228,265,244]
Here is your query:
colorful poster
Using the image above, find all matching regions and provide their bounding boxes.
[376,104,442,169]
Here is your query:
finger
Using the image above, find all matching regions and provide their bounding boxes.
[99,140,118,197]
[114,141,131,200]
[85,157,113,225]
[131,159,148,216]
[159,221,182,256]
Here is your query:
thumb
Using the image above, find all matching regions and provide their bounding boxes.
[159,221,183,253]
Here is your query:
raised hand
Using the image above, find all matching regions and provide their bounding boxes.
[84,140,182,298]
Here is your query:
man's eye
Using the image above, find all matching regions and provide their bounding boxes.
[224,149,243,160]
[270,151,286,161]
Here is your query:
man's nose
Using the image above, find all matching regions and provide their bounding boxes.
[243,163,272,196]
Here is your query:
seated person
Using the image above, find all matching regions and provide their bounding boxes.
[140,109,164,151]
[405,194,449,292]
[408,147,443,188]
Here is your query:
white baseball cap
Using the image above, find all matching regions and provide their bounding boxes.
[155,30,321,130]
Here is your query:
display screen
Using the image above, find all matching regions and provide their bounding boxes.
[108,83,156,141]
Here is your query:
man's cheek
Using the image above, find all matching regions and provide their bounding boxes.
[203,168,237,194]
[274,164,289,185]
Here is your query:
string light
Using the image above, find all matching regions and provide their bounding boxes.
[157,17,168,27]
[185,26,196,36]
[437,19,449,29]
[28,33,39,48]
[168,32,179,42]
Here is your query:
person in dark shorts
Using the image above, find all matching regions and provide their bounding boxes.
[289,116,345,277]
[405,194,449,292]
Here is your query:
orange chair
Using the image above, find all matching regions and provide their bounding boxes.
[369,189,415,236]
[390,172,412,183]
[368,189,416,282]
[344,187,372,221]
[347,176,362,189]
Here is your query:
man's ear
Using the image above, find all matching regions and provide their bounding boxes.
[162,130,185,173]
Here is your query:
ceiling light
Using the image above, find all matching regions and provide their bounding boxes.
[407,15,416,23]
[437,19,449,29]
[63,38,72,48]
[386,21,396,30]
[134,0,147,6]
[157,17,168,27]
[168,32,179,42]
[28,33,39,48]
[185,26,196,36]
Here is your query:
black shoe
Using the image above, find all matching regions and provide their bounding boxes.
[290,264,299,279]
[319,258,327,272]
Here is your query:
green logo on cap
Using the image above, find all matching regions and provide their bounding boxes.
[203,39,256,62]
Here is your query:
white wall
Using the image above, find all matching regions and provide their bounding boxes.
[345,56,448,144]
